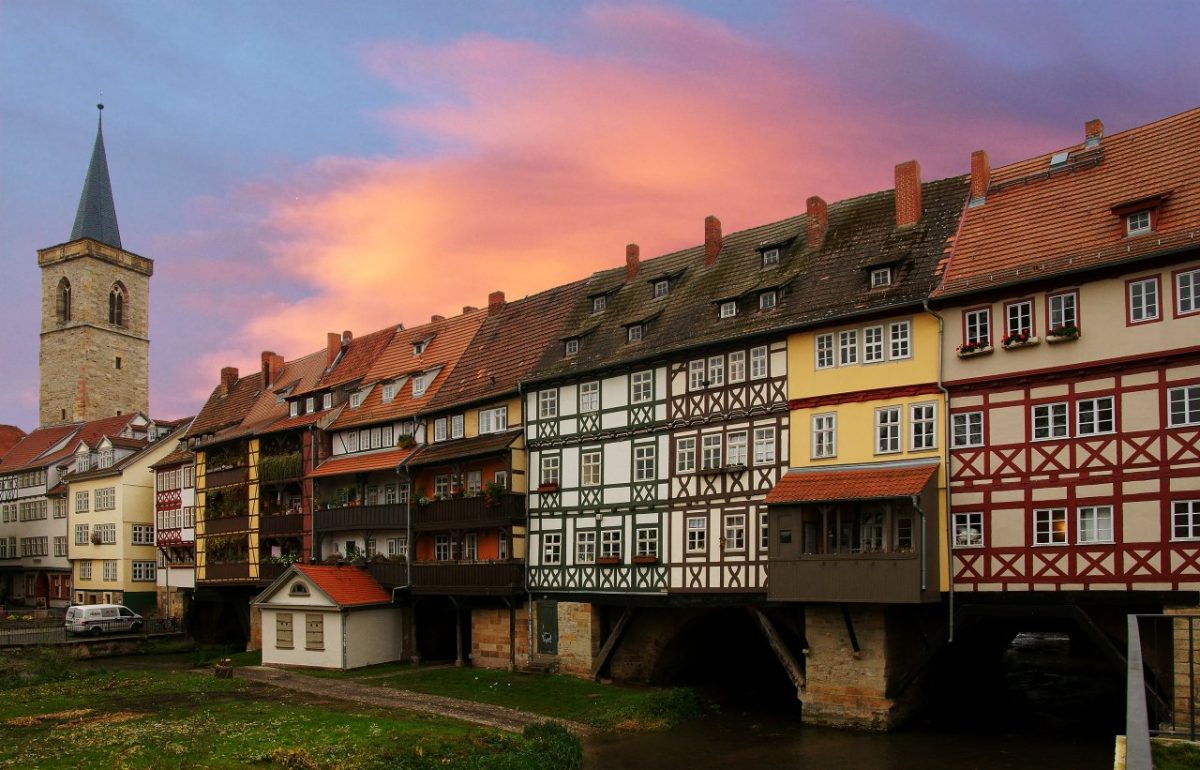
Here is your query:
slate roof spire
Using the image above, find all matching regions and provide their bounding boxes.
[70,103,122,249]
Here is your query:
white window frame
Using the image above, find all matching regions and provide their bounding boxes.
[909,403,937,451]
[653,279,669,298]
[434,418,447,442]
[540,455,560,486]
[701,434,722,470]
[575,531,596,564]
[724,514,746,552]
[688,360,706,391]
[581,450,602,487]
[870,267,892,287]
[1077,505,1113,544]
[1177,268,1200,315]
[953,512,984,548]
[863,326,884,363]
[875,406,901,454]
[592,295,607,313]
[1006,300,1033,337]
[631,370,653,403]
[636,527,659,558]
[686,516,707,553]
[728,351,746,383]
[1034,508,1068,546]
[412,373,428,397]
[951,412,983,448]
[1126,210,1151,236]
[812,413,837,458]
[890,320,912,359]
[565,338,579,356]
[753,427,776,465]
[707,356,725,388]
[627,324,643,342]
[1076,396,1115,436]
[479,406,508,434]
[676,437,696,474]
[762,248,780,267]
[1173,500,1200,541]
[964,309,990,347]
[1032,403,1069,440]
[450,414,464,439]
[538,389,558,419]
[634,445,656,481]
[838,329,858,366]
[1169,385,1200,428]
[719,301,737,318]
[1049,291,1077,332]
[580,381,600,413]
[815,334,835,369]
[1129,277,1160,323]
[750,346,769,379]
[759,291,777,310]
[600,529,622,559]
[726,432,748,466]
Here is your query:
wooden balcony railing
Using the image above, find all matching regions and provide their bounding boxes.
[410,561,524,595]
[204,516,251,536]
[261,513,305,537]
[205,466,248,489]
[367,561,409,589]
[767,552,926,604]
[202,562,250,581]
[314,504,406,533]
[413,493,525,531]
[258,561,291,582]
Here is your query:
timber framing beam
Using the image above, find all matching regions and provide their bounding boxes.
[591,606,636,681]
[748,606,806,694]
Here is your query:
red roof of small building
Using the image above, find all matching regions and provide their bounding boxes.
[293,564,391,607]
[766,462,938,504]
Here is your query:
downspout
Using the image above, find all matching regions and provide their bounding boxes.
[519,379,533,666]
[924,297,954,643]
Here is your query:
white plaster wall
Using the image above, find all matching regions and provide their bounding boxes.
[345,607,404,668]
[261,608,343,669]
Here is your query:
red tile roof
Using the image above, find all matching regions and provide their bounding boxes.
[766,462,938,504]
[310,446,418,478]
[300,325,400,395]
[0,425,26,461]
[0,414,140,473]
[293,564,391,607]
[935,108,1200,297]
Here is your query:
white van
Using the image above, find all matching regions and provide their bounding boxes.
[64,604,143,636]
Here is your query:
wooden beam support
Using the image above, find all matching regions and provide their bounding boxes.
[748,606,806,693]
[591,606,636,681]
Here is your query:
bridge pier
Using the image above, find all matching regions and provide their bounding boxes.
[1166,606,1200,736]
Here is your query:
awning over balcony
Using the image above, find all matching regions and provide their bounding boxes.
[311,447,418,478]
[407,429,520,468]
[765,460,938,504]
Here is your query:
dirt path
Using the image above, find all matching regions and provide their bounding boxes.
[236,666,593,736]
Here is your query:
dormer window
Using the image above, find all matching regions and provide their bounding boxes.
[1126,210,1152,236]
[762,248,780,267]
[98,448,114,469]
[627,324,643,342]
[382,382,396,403]
[289,401,299,418]
[305,397,315,413]
[871,267,892,288]
[349,391,364,409]
[413,339,428,356]
[719,301,737,319]
[322,393,332,410]
[289,582,309,596]
[759,291,777,311]
[593,295,607,313]
[412,373,428,397]
[653,280,669,298]
[565,338,579,357]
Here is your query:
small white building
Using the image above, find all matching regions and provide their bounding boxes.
[253,563,402,670]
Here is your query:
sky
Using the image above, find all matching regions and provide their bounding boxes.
[1,1,1198,430]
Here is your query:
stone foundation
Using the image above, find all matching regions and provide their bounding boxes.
[247,605,262,652]
[1165,607,1200,734]
[471,605,529,670]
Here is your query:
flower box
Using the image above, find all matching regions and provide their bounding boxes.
[536,483,560,493]
[1002,335,1039,350]
[957,345,994,358]
[1046,330,1080,343]
[632,555,659,565]
[595,556,622,566]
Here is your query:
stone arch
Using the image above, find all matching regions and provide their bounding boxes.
[56,277,71,322]
[108,281,126,327]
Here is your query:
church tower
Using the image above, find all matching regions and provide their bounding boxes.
[38,105,152,427]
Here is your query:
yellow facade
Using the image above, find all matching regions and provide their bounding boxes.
[427,395,528,493]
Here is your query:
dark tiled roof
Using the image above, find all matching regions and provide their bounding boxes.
[428,282,589,412]
[766,461,938,504]
[71,110,122,249]
[935,108,1200,298]
[528,175,968,383]
[407,429,521,468]
[188,373,264,439]
[149,446,195,470]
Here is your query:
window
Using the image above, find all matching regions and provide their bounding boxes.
[627,324,643,342]
[540,455,560,486]
[653,279,669,298]
[1048,291,1078,333]
[1077,396,1115,436]
[494,471,508,489]
[79,560,93,580]
[56,277,71,322]
[631,371,653,403]
[114,357,122,370]
[98,448,114,469]
[305,396,315,414]
[54,536,67,557]
[581,450,602,486]
[131,561,155,581]
[413,339,428,356]
[600,530,622,560]
[464,533,478,561]
[276,614,293,649]
[1032,403,1069,440]
[592,295,607,313]
[812,413,837,458]
[576,531,596,564]
[838,330,858,366]
[726,432,748,466]
[538,389,558,419]
[465,471,482,496]
[634,445,656,481]
[688,360,706,391]
[890,321,912,358]
[132,524,154,545]
[676,437,696,473]
[479,406,507,434]
[729,351,746,382]
[95,487,116,511]
[952,412,984,448]
[305,614,324,651]
[875,407,901,454]
[719,301,737,318]
[499,531,509,560]
[909,403,937,450]
[1006,300,1033,337]
[103,560,118,581]
[542,533,562,564]
[1034,508,1068,545]
[381,383,395,403]
[1174,500,1200,541]
[96,523,116,544]
[1170,386,1200,427]
[636,528,659,558]
[580,381,600,413]
[863,326,884,363]
[701,434,722,470]
[687,517,706,553]
[964,308,990,346]
[434,418,447,442]
[75,490,89,513]
[435,475,450,497]
[870,267,892,288]
[724,514,746,551]
[348,391,364,409]
[75,524,89,545]
[750,346,769,379]
[450,414,464,439]
[707,356,724,388]
[412,373,428,397]
[953,512,983,548]
[1126,210,1152,236]
[1177,268,1200,315]
[753,427,776,464]
[815,334,834,369]
[108,283,125,327]
[565,338,579,356]
[1078,506,1113,544]
[387,536,408,558]
[435,535,450,561]
[759,291,777,310]
[760,511,769,551]
[1129,277,1159,323]
[762,248,780,267]
[289,401,299,418]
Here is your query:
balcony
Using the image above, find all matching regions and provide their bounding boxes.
[314,503,405,534]
[156,528,195,547]
[261,513,305,537]
[205,466,248,489]
[410,561,524,595]
[367,560,409,589]
[259,452,303,484]
[768,552,929,604]
[413,493,525,532]
[203,562,250,581]
[258,561,290,583]
[204,516,250,536]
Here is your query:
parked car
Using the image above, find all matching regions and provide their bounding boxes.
[64,604,143,636]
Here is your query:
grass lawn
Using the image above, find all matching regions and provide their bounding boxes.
[1152,738,1200,770]
[1,649,580,770]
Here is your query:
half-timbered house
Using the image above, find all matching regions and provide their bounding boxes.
[151,440,196,619]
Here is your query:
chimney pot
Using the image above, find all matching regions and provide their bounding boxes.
[1085,118,1104,143]
[969,150,990,202]
[327,332,340,366]
[431,314,445,322]
[488,291,506,316]
[806,196,828,248]
[704,216,722,266]
[625,243,640,283]
[220,366,239,395]
[894,160,922,227]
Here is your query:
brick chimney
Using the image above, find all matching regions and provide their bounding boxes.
[969,150,990,203]
[1085,118,1104,146]
[431,314,445,322]
[806,196,828,248]
[326,332,340,367]
[260,351,283,388]
[704,215,722,266]
[894,160,922,228]
[462,305,478,314]
[625,244,640,283]
[488,291,506,316]
[342,330,353,345]
[220,366,239,395]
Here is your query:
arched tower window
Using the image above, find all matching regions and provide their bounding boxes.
[108,283,125,327]
[56,278,72,322]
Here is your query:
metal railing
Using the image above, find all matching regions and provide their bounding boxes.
[1126,613,1199,770]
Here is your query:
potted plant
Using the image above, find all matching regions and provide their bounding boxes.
[1046,323,1080,342]
[956,338,992,357]
[396,433,416,449]
[483,482,506,509]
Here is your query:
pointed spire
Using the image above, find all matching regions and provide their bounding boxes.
[70,103,122,249]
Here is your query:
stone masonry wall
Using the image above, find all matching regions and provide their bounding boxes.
[801,604,898,730]
[1165,606,1200,733]
[554,601,601,677]
[471,605,529,670]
